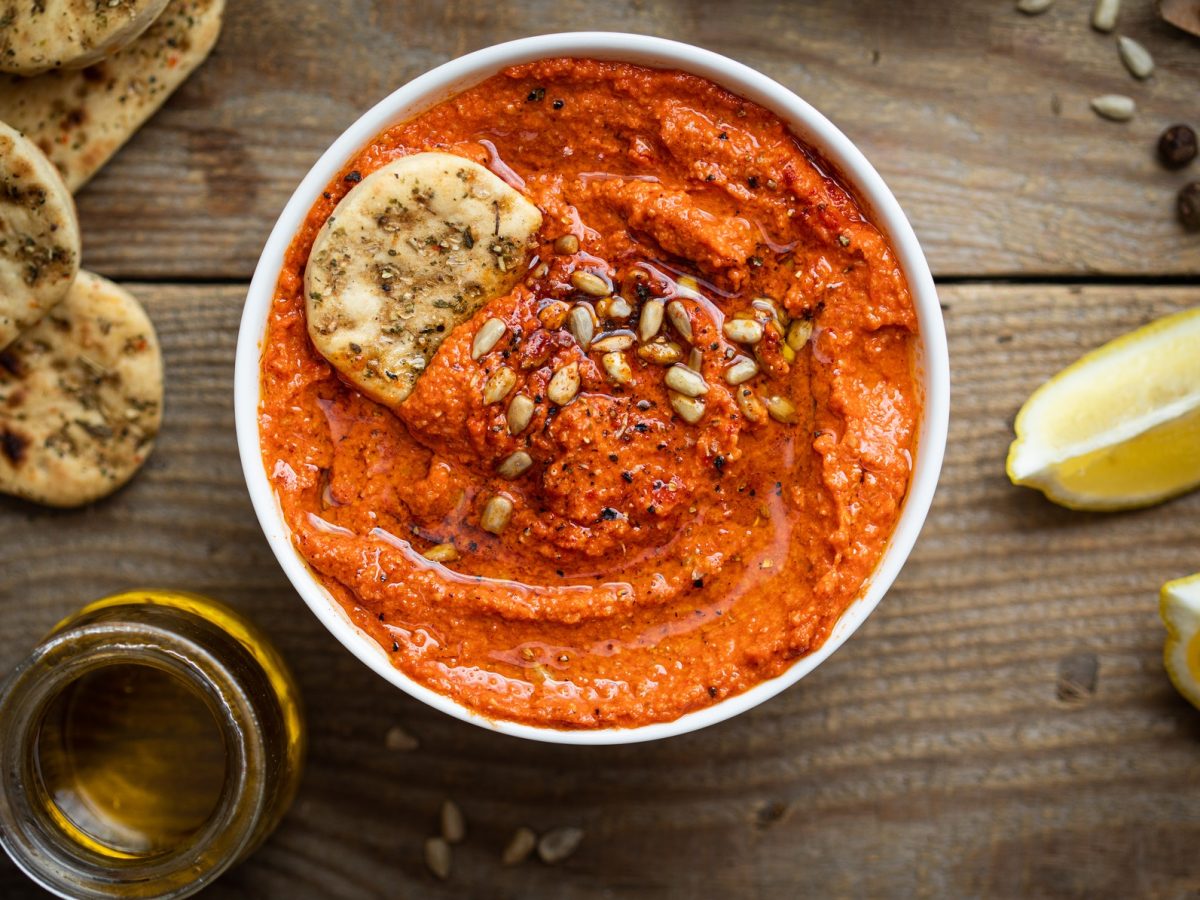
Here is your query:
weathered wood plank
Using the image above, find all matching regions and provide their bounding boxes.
[1,282,1198,898]
[72,0,1200,282]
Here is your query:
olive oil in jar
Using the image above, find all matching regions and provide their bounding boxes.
[36,662,229,857]
[0,590,305,899]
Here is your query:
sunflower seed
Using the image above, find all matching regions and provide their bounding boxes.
[751,296,788,329]
[1090,94,1135,121]
[666,300,692,340]
[384,725,419,751]
[423,543,459,563]
[724,357,759,385]
[440,800,466,844]
[482,366,517,404]
[1116,35,1153,79]
[567,306,595,349]
[538,827,585,864]
[1091,0,1119,31]
[538,300,570,330]
[637,340,683,366]
[502,826,538,866]
[481,495,514,534]
[424,837,451,880]
[547,362,580,405]
[591,331,635,353]
[554,234,580,255]
[786,319,813,351]
[688,347,703,371]
[472,318,508,360]
[723,319,764,344]
[765,395,800,424]
[571,270,610,297]
[607,296,633,319]
[669,391,706,424]
[1016,0,1053,13]
[497,451,533,479]
[638,299,664,341]
[736,387,767,424]
[507,394,534,434]
[602,352,633,385]
[665,364,708,397]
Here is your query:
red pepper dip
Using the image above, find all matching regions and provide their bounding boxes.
[260,59,920,729]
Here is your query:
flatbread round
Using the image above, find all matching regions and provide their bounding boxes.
[0,270,163,507]
[0,0,226,191]
[0,0,171,76]
[0,121,80,350]
[304,151,543,408]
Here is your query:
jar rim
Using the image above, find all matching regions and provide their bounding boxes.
[0,618,269,900]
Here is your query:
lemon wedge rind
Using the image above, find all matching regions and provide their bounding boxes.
[1161,573,1200,711]
[1006,307,1200,511]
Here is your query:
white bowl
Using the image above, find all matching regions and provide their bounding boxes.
[235,32,950,746]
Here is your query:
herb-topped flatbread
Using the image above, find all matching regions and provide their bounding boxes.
[0,121,79,350]
[0,0,225,191]
[0,270,163,506]
[0,0,170,76]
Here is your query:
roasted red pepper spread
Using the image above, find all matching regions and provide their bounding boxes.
[260,59,920,729]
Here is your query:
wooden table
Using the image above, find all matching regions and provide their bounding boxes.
[3,2,1199,897]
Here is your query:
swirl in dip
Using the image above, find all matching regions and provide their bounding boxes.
[259,59,920,729]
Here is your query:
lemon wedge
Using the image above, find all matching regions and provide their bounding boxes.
[1162,574,1200,711]
[1006,306,1200,510]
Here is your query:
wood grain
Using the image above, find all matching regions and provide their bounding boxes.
[71,0,1200,282]
[1,282,1198,898]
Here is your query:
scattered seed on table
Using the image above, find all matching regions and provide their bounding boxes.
[1178,182,1200,229]
[440,800,466,844]
[424,837,451,880]
[1092,0,1119,31]
[472,318,507,360]
[537,826,585,864]
[502,826,538,866]
[384,725,419,751]
[1116,35,1154,79]
[1158,125,1198,169]
[1090,94,1135,122]
[1016,0,1054,12]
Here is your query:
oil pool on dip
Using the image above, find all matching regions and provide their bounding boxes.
[260,58,921,729]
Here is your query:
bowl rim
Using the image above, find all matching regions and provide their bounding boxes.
[234,31,950,746]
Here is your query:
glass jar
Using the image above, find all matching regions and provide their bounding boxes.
[0,589,305,899]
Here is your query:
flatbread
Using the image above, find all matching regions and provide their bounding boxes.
[0,0,170,76]
[0,0,224,191]
[0,121,80,350]
[0,270,163,507]
[304,151,543,408]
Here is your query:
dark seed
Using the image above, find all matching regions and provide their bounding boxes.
[1159,124,1198,169]
[1179,183,1200,230]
